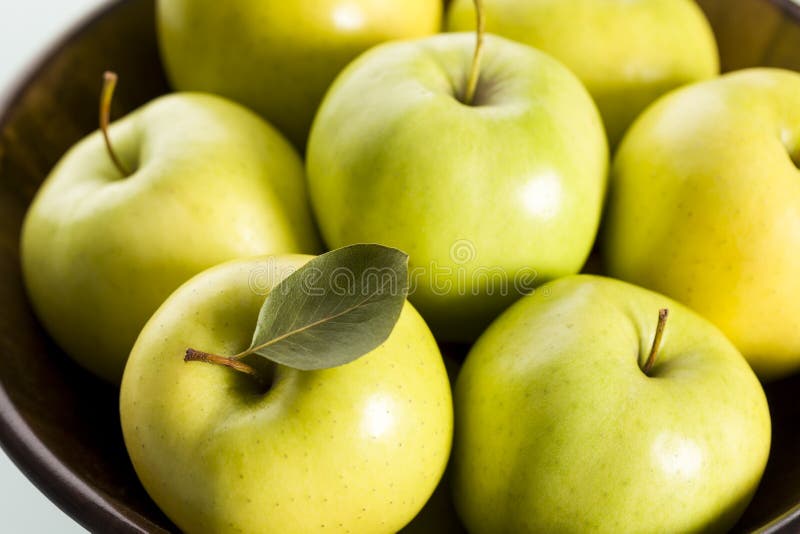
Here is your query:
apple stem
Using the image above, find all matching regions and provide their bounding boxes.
[462,0,485,106]
[184,348,259,377]
[100,71,131,177]
[642,308,669,376]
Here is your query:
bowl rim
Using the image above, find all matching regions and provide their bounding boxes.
[0,3,159,532]
[0,1,799,533]
[772,0,800,20]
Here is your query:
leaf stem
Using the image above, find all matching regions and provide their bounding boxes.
[642,308,669,376]
[100,71,130,178]
[184,348,259,377]
[462,0,485,106]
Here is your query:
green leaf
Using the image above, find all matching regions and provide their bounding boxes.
[242,244,409,371]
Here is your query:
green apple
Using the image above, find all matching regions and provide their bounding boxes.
[307,33,608,342]
[157,0,442,148]
[446,0,719,146]
[120,254,453,533]
[453,274,770,533]
[21,92,319,384]
[603,67,800,380]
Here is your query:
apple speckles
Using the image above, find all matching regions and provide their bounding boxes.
[121,261,450,533]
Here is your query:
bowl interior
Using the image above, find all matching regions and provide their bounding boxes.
[1,0,799,532]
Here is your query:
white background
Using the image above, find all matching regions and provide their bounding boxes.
[1,3,108,532]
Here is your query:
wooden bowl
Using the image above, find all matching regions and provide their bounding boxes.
[0,0,798,532]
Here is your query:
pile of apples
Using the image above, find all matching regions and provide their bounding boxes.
[17,0,800,532]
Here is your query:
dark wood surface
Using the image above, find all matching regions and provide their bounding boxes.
[0,0,798,532]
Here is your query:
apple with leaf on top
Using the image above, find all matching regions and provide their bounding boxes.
[120,245,453,533]
[21,73,319,383]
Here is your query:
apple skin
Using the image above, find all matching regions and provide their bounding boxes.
[307,33,608,342]
[446,0,719,146]
[120,255,453,534]
[21,93,320,384]
[157,0,441,148]
[603,68,800,380]
[452,275,770,533]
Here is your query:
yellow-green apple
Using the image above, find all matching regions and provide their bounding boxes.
[603,68,800,380]
[157,0,442,148]
[21,90,319,384]
[453,275,770,533]
[446,0,719,146]
[307,33,608,342]
[120,254,453,533]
